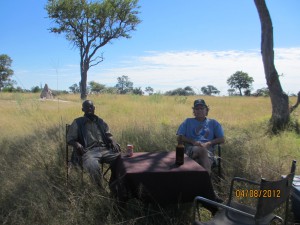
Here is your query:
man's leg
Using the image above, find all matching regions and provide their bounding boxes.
[191,146,212,174]
[82,148,103,188]
[191,147,223,214]
[100,150,121,184]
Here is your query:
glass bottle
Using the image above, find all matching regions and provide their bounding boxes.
[175,141,184,165]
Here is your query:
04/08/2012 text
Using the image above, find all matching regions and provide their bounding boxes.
[235,189,281,198]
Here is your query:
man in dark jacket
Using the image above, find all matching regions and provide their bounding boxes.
[67,100,120,189]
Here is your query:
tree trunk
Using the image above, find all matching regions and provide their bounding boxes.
[238,88,242,96]
[80,61,88,100]
[254,0,290,132]
[290,91,300,113]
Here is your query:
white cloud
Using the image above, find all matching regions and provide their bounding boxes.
[14,48,300,95]
[91,47,300,95]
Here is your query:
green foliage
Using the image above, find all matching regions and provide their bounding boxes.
[201,85,220,96]
[243,89,251,96]
[165,86,196,96]
[31,86,42,93]
[145,86,154,95]
[46,0,141,42]
[115,75,133,94]
[227,88,236,96]
[102,86,118,94]
[69,83,80,93]
[52,89,69,96]
[132,87,143,95]
[89,80,106,93]
[2,85,23,93]
[254,87,270,97]
[45,0,141,99]
[227,71,254,96]
[0,54,15,91]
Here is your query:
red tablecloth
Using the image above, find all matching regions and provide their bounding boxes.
[113,151,215,204]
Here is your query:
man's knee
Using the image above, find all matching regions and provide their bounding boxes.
[193,146,208,158]
[83,155,100,171]
[102,151,120,164]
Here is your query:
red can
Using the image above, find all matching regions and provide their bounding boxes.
[127,144,134,157]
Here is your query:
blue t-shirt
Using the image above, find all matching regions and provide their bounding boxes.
[176,118,224,144]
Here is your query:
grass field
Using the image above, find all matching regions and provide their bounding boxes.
[0,92,299,225]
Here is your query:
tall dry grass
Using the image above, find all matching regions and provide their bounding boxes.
[0,93,299,224]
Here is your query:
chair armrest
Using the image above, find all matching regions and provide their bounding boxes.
[228,177,260,203]
[215,144,221,177]
[193,196,255,220]
[231,177,260,185]
[217,143,221,156]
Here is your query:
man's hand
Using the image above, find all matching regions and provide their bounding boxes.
[110,140,121,153]
[201,142,212,149]
[193,141,203,147]
[74,142,86,156]
[193,141,212,149]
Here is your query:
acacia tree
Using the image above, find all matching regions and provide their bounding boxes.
[254,0,299,132]
[201,85,220,96]
[0,54,14,91]
[115,75,133,94]
[69,83,80,93]
[227,89,236,96]
[89,81,106,93]
[46,0,141,99]
[227,71,254,96]
[145,86,154,95]
[165,86,196,96]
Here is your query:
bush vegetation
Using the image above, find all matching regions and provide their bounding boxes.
[0,93,299,225]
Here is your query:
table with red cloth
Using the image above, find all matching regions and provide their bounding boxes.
[112,151,216,204]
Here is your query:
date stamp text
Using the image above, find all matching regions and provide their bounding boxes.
[235,189,281,198]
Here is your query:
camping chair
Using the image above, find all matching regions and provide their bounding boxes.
[193,160,297,225]
[211,144,222,179]
[65,124,111,185]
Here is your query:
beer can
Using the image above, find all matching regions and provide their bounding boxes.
[127,144,133,157]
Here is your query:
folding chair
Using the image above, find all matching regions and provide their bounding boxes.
[65,124,111,185]
[211,144,222,179]
[193,160,297,225]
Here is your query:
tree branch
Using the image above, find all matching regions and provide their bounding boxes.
[89,54,104,68]
[290,91,300,113]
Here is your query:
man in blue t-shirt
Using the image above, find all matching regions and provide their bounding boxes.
[177,99,225,174]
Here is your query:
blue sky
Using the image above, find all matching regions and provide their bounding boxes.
[1,0,300,95]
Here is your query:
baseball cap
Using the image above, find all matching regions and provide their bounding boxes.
[193,99,207,107]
